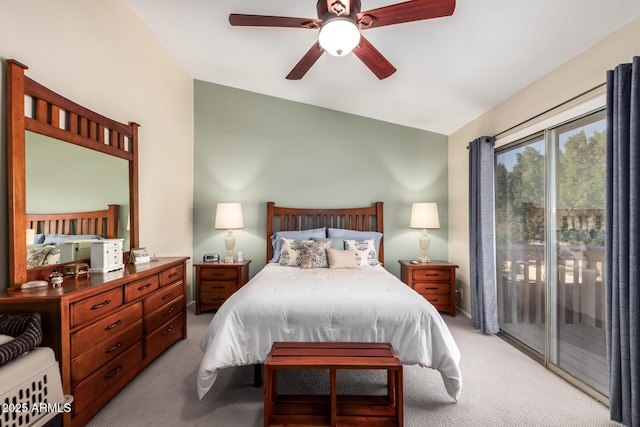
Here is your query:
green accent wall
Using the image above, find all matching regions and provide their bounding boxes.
[194,80,449,278]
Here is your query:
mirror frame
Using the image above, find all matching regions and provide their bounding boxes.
[7,59,139,289]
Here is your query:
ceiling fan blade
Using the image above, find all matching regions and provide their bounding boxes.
[352,36,396,80]
[357,0,455,29]
[286,42,325,80]
[229,14,320,29]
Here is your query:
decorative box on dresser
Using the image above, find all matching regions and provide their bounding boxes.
[194,260,250,314]
[0,257,189,427]
[399,260,458,316]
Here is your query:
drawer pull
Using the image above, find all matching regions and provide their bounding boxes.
[105,319,123,331]
[138,283,152,291]
[91,299,111,310]
[161,325,174,336]
[104,365,122,380]
[106,341,123,354]
[425,273,439,277]
[162,307,175,317]
[212,273,225,277]
[168,272,179,278]
[210,285,225,289]
[161,292,174,300]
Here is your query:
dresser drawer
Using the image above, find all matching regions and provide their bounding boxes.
[144,295,184,333]
[200,268,238,281]
[70,287,124,329]
[145,314,184,361]
[143,281,184,315]
[414,282,451,295]
[71,320,143,386]
[412,269,451,282]
[124,275,160,302]
[160,265,184,286]
[201,281,237,293]
[72,341,143,416]
[71,302,143,358]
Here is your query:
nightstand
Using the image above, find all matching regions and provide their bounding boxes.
[194,260,251,314]
[399,260,458,316]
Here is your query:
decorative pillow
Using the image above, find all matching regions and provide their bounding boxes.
[312,237,345,250]
[270,228,326,263]
[300,241,332,269]
[327,248,359,269]
[344,239,379,267]
[26,228,36,245]
[327,228,382,254]
[279,238,313,267]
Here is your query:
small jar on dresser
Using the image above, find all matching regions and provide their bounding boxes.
[399,260,458,316]
[194,260,251,314]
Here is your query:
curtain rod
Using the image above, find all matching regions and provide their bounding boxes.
[490,82,607,140]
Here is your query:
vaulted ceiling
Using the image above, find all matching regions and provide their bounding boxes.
[127,0,640,135]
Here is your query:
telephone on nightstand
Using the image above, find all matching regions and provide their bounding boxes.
[203,253,220,262]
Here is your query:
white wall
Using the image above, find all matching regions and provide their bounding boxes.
[448,16,640,315]
[0,0,194,292]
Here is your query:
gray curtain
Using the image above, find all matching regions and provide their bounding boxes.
[605,56,639,427]
[469,136,499,334]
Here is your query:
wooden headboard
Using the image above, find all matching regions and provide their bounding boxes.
[266,201,384,263]
[26,204,119,239]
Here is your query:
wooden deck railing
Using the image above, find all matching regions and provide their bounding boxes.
[497,244,605,329]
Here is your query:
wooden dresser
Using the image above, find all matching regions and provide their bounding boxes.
[399,260,458,316]
[193,260,250,314]
[0,257,189,427]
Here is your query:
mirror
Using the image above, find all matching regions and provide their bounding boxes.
[7,59,139,287]
[25,131,130,269]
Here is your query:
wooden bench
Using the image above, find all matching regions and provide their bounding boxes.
[264,342,403,427]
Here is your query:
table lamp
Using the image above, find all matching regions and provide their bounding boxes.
[410,202,440,263]
[215,203,244,263]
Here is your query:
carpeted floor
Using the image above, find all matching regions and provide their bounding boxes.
[85,304,619,426]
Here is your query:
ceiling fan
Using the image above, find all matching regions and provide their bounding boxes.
[229,0,456,80]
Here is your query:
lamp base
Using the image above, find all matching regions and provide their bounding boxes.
[224,230,236,263]
[417,256,431,264]
[418,229,431,264]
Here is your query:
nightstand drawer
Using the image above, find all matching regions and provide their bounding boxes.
[423,293,452,307]
[200,291,232,307]
[200,268,238,281]
[414,282,451,295]
[201,281,237,293]
[412,269,451,282]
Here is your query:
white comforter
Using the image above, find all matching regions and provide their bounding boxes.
[197,264,462,401]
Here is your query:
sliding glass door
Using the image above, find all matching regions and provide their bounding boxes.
[495,110,608,397]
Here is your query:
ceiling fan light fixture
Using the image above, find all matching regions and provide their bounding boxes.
[318,17,360,57]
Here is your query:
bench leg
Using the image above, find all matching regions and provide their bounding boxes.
[254,364,263,387]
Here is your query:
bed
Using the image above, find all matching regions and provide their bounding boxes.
[25,204,119,269]
[197,202,462,401]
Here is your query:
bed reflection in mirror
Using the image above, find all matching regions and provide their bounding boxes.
[25,131,130,269]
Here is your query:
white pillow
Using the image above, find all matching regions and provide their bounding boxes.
[344,239,379,267]
[327,248,359,269]
[279,238,312,267]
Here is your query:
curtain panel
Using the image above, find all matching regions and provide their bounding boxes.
[469,136,499,334]
[605,56,640,427]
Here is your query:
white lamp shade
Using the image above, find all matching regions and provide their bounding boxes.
[214,203,244,229]
[410,203,440,229]
[318,18,361,57]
